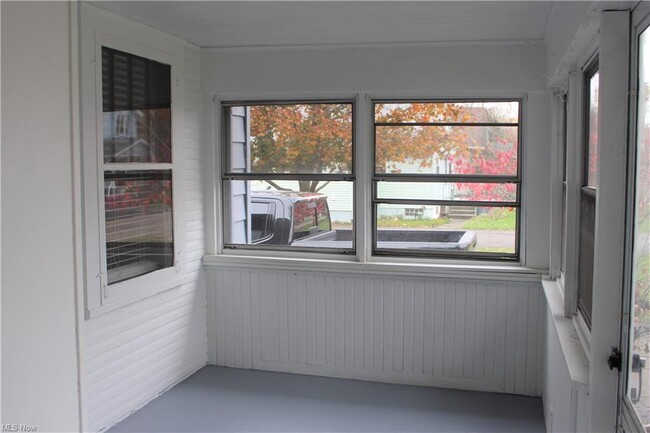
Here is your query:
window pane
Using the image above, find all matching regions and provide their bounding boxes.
[577,191,595,326]
[375,101,519,124]
[376,181,517,202]
[375,204,517,254]
[223,180,353,250]
[226,103,353,174]
[102,47,172,163]
[627,27,650,423]
[105,170,173,284]
[375,125,518,176]
[586,70,600,187]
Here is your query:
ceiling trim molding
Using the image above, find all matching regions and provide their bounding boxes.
[201,38,545,53]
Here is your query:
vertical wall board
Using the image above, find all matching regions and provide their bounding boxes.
[207,267,543,396]
[504,285,519,393]
[363,279,374,370]
[393,279,405,372]
[443,281,455,377]
[463,282,476,379]
[382,280,394,372]
[494,284,508,390]
[423,282,435,376]
[403,280,415,374]
[473,283,487,379]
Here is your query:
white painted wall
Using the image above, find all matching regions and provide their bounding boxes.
[203,44,546,95]
[1,2,81,430]
[202,39,551,395]
[78,7,208,432]
[83,43,208,432]
[544,1,596,87]
[206,265,545,395]
[203,43,551,269]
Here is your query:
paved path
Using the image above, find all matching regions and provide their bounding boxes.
[438,219,515,250]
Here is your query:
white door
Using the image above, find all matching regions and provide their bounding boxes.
[619,4,650,432]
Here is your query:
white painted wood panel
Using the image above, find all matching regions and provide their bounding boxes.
[206,265,543,396]
[84,47,207,433]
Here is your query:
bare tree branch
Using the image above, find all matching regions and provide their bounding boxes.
[264,180,292,191]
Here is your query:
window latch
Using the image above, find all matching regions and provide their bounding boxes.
[608,347,622,372]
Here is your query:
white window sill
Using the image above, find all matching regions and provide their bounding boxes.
[85,273,193,319]
[202,254,546,283]
[542,278,590,392]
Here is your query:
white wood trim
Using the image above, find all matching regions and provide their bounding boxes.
[69,2,87,431]
[563,69,583,317]
[208,91,536,269]
[588,10,630,432]
[549,92,565,279]
[80,3,188,315]
[355,94,371,262]
[618,4,650,431]
[543,280,590,392]
[201,39,545,54]
[203,254,544,283]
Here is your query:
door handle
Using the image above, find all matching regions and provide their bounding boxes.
[631,353,646,404]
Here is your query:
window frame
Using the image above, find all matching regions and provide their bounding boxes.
[576,56,600,329]
[219,98,357,256]
[80,12,186,316]
[370,98,523,261]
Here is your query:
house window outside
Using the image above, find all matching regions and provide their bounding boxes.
[101,47,174,284]
[221,102,355,253]
[577,64,600,328]
[372,100,521,259]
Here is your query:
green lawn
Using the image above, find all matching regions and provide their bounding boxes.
[376,216,450,229]
[462,209,516,231]
[474,247,516,253]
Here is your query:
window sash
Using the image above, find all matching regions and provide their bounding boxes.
[371,99,522,260]
[221,101,356,254]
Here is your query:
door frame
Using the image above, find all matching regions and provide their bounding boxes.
[619,3,650,432]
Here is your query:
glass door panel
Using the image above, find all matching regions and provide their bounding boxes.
[625,23,650,431]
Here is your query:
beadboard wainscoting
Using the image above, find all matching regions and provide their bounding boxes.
[205,265,544,396]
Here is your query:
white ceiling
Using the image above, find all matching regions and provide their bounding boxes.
[91,1,556,49]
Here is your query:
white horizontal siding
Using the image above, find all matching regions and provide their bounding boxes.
[85,47,207,432]
[206,266,544,396]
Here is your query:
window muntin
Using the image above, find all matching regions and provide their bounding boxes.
[101,46,175,284]
[372,100,521,260]
[222,102,355,253]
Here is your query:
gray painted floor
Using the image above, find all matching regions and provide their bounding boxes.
[109,366,546,433]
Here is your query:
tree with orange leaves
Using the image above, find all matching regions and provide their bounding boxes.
[249,102,471,192]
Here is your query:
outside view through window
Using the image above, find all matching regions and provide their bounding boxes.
[224,100,519,258]
[628,29,650,427]
[373,101,520,257]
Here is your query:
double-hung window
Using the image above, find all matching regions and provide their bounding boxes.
[221,101,355,253]
[372,100,521,260]
[577,61,600,327]
[101,47,176,285]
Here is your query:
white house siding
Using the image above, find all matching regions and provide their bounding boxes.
[84,46,208,432]
[206,266,544,396]
[228,108,250,243]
